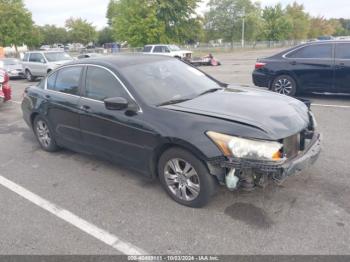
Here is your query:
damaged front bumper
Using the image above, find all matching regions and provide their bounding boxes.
[209,131,321,185]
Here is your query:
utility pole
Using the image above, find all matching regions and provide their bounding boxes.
[241,7,246,48]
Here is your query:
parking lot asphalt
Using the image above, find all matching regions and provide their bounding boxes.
[0,48,350,255]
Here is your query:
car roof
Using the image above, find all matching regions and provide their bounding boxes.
[300,40,350,46]
[68,53,174,68]
[26,50,66,53]
[145,44,171,46]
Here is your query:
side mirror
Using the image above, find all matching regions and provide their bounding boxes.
[40,59,46,64]
[104,97,129,110]
[104,97,139,114]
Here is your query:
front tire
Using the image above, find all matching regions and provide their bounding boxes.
[271,75,297,96]
[25,70,35,82]
[158,148,217,208]
[33,116,58,152]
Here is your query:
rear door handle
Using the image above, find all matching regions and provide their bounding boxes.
[289,61,297,66]
[45,94,51,99]
[335,62,345,69]
[81,105,91,111]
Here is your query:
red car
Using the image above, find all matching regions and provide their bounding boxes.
[0,68,11,104]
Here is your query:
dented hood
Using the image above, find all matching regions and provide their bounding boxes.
[163,87,310,140]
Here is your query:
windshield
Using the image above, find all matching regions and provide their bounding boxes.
[120,59,222,106]
[44,52,72,62]
[168,45,181,51]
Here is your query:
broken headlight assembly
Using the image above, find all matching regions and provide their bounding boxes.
[207,131,284,161]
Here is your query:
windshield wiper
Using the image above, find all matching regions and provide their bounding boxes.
[197,87,223,97]
[157,98,192,107]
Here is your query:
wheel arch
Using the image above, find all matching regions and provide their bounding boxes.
[269,71,300,90]
[149,139,214,179]
[30,112,40,128]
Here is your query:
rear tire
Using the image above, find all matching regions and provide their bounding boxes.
[271,75,297,96]
[158,148,217,208]
[33,115,58,152]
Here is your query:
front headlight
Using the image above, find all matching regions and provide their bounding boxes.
[207,131,284,161]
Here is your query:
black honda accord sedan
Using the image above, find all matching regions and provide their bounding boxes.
[253,40,350,96]
[22,55,321,207]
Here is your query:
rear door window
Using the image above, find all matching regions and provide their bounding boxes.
[335,43,350,59]
[84,66,128,101]
[287,44,333,59]
[29,53,45,63]
[153,46,168,53]
[53,66,82,95]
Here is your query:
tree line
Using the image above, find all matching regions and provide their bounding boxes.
[1,0,350,50]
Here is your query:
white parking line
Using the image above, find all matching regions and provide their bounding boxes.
[312,103,350,109]
[0,175,147,255]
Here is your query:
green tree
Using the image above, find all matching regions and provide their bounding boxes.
[308,17,336,38]
[0,0,37,52]
[338,18,350,35]
[329,19,348,36]
[155,0,201,43]
[27,25,43,48]
[285,2,310,41]
[97,27,115,45]
[107,0,203,46]
[176,17,205,44]
[261,4,292,41]
[38,25,69,45]
[205,0,262,47]
[107,0,167,47]
[65,18,97,45]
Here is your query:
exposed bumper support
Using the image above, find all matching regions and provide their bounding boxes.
[209,132,321,180]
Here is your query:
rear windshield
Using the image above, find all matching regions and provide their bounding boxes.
[44,52,73,62]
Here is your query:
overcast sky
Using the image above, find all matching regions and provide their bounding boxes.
[24,0,350,30]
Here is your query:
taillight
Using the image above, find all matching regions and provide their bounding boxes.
[255,62,266,69]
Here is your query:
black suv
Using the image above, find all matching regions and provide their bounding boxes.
[253,40,350,96]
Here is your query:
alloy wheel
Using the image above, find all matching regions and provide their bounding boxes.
[274,78,293,95]
[36,120,51,148]
[26,71,32,81]
[164,158,200,201]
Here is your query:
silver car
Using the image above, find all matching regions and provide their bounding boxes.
[22,51,73,81]
[0,58,24,79]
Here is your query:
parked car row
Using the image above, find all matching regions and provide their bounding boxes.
[0,51,74,81]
